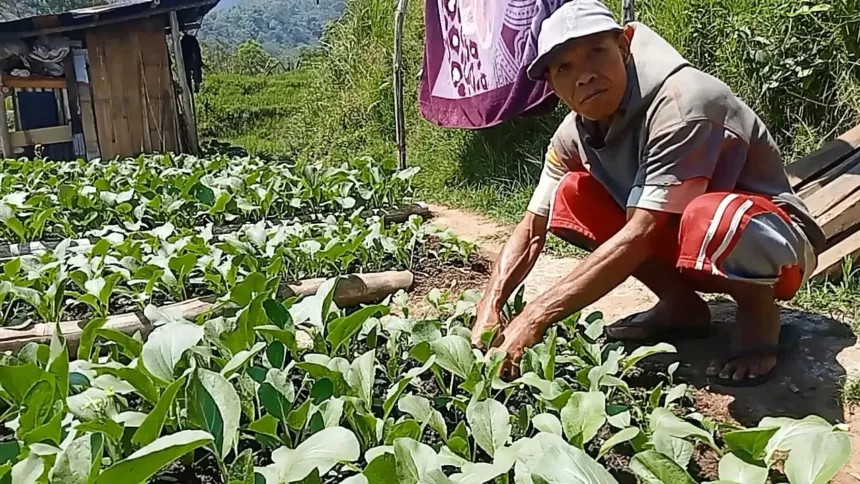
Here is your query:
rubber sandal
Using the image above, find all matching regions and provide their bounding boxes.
[604,313,714,344]
[706,344,780,388]
[706,326,799,388]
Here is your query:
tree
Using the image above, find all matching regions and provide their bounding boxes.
[0,0,104,20]
[197,0,344,52]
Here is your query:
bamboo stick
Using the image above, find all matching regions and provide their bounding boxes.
[0,270,414,353]
[281,270,414,307]
[169,11,199,156]
[0,78,11,158]
[623,0,635,24]
[393,0,408,170]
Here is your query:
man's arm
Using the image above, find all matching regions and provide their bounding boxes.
[496,208,675,373]
[471,211,548,347]
[473,117,580,347]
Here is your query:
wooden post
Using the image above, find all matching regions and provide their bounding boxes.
[393,0,408,170]
[168,11,199,156]
[623,0,635,24]
[63,56,86,158]
[0,78,11,158]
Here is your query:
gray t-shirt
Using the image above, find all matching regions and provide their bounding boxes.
[527,23,825,252]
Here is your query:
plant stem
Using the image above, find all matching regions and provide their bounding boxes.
[433,371,449,397]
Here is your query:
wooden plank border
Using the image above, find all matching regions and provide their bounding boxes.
[788,124,860,189]
[0,78,11,157]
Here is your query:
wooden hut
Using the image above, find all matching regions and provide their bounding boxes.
[0,0,218,160]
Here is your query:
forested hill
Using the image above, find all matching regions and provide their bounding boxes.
[3,0,342,54]
[198,0,343,51]
[0,0,102,21]
[210,0,241,10]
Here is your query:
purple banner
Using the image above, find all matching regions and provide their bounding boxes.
[419,0,564,129]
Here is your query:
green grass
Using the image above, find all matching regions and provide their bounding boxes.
[198,0,860,230]
[639,0,860,161]
[197,0,860,271]
[196,0,860,324]
[840,376,860,410]
[791,258,860,333]
[196,0,572,222]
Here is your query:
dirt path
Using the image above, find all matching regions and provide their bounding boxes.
[428,203,860,481]
[428,204,656,320]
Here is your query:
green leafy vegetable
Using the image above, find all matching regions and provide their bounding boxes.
[94,431,213,483]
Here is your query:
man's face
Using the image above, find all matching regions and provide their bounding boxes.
[546,30,630,122]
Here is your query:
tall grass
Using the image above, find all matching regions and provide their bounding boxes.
[640,0,860,161]
[793,257,860,332]
[196,0,860,222]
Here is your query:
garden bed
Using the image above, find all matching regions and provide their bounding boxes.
[0,209,469,327]
[0,154,851,484]
[409,239,491,306]
[0,203,431,260]
[0,270,413,353]
[0,154,420,244]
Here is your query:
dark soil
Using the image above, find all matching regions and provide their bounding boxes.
[690,445,721,481]
[410,247,491,301]
[693,388,739,426]
[618,348,743,481]
[0,424,13,442]
[4,235,489,328]
[603,448,636,484]
[152,452,222,484]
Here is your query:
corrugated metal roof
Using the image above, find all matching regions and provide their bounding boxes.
[69,1,150,17]
[0,0,219,41]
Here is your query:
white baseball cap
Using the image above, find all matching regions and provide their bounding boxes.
[527,0,623,81]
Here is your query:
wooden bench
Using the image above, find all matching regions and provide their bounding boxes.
[786,124,860,280]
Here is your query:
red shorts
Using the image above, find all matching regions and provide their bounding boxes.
[548,171,808,300]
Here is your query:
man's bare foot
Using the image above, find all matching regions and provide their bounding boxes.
[604,295,711,341]
[707,286,780,383]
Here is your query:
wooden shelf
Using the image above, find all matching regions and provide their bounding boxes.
[9,125,73,149]
[1,74,67,90]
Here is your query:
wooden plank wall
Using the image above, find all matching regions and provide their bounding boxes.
[85,17,178,159]
[784,122,860,281]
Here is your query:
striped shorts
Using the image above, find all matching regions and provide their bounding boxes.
[547,171,817,300]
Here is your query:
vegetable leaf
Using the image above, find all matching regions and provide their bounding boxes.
[561,392,606,447]
[718,453,768,484]
[132,375,187,448]
[94,431,213,483]
[598,427,640,458]
[142,322,204,383]
[346,350,376,411]
[466,399,510,457]
[327,305,389,353]
[784,430,851,484]
[533,440,618,484]
[398,395,447,440]
[430,336,475,380]
[189,369,241,459]
[629,450,696,484]
[722,427,779,462]
[532,413,562,436]
[260,427,360,482]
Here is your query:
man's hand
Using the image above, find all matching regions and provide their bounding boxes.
[493,207,677,380]
[496,315,546,380]
[471,302,505,348]
[470,212,548,348]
